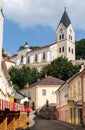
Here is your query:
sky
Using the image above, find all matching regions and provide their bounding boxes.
[2,0,85,54]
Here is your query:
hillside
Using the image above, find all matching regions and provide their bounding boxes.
[76,39,85,59]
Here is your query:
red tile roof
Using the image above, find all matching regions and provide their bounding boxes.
[27,42,57,53]
[30,76,64,87]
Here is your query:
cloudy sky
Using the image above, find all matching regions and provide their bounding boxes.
[2,0,85,54]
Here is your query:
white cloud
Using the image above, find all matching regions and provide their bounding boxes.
[2,0,85,30]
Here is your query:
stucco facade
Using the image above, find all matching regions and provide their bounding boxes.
[56,68,85,125]
[19,76,64,110]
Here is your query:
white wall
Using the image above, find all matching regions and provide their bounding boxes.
[36,85,60,109]
[0,7,4,71]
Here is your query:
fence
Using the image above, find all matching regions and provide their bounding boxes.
[0,99,30,130]
[0,99,24,111]
[0,110,29,130]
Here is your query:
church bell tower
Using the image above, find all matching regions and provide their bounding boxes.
[56,8,75,61]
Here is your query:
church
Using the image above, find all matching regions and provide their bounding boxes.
[11,9,75,71]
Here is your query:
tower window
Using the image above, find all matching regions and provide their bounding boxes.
[71,36,72,40]
[62,34,64,39]
[62,47,64,52]
[59,35,62,40]
[59,34,64,40]
[69,35,72,41]
[69,35,70,40]
[59,48,61,53]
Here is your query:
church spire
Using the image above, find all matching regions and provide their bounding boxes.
[58,9,71,28]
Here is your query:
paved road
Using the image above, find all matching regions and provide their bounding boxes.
[29,116,72,130]
[28,111,85,130]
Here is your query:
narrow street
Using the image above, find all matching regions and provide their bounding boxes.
[29,111,72,130]
[29,118,72,130]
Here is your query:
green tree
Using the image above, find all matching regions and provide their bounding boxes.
[40,56,80,81]
[76,39,85,59]
[8,65,39,90]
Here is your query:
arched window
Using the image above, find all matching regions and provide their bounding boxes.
[62,34,64,39]
[59,33,64,40]
[59,29,64,40]
[69,35,72,40]
[21,55,23,63]
[59,34,62,40]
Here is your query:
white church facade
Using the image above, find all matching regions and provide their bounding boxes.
[11,9,75,71]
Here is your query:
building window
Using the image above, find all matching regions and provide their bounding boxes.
[28,92,30,97]
[21,55,24,63]
[43,52,45,60]
[59,33,64,40]
[62,34,64,39]
[24,92,26,95]
[62,47,64,52]
[28,56,30,63]
[35,54,37,61]
[42,89,46,96]
[71,36,72,40]
[59,48,61,53]
[69,35,70,40]
[72,49,73,54]
[59,34,62,40]
[69,35,72,41]
[69,47,70,52]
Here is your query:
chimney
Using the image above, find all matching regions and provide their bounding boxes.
[25,83,29,88]
[45,74,47,78]
[80,63,85,72]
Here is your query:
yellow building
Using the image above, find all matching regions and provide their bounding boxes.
[56,67,85,125]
